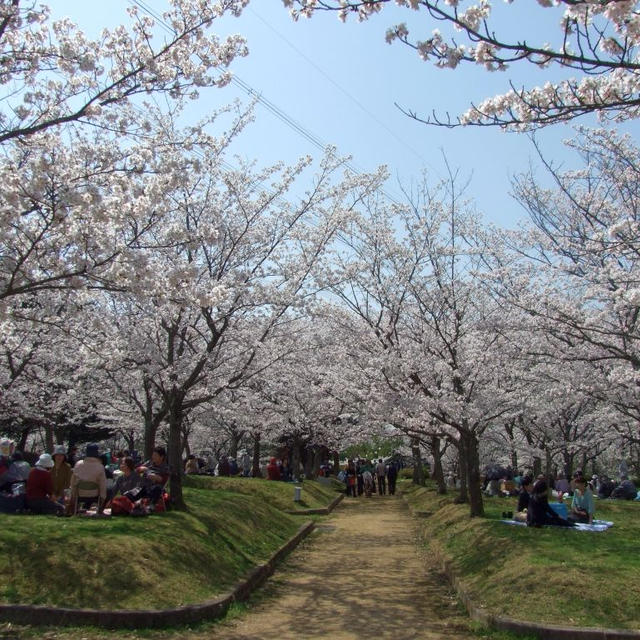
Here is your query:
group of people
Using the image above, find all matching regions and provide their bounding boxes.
[0,438,169,516]
[265,457,294,481]
[512,470,596,527]
[341,458,399,498]
[484,466,638,502]
[184,451,254,477]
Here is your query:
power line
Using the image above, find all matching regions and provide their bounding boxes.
[129,0,403,205]
[248,6,430,167]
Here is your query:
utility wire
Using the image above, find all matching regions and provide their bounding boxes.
[129,0,403,205]
[248,6,430,167]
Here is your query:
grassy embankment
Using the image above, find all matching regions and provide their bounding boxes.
[402,480,640,631]
[0,477,340,611]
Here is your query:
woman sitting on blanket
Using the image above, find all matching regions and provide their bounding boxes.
[569,476,594,524]
[513,475,533,522]
[527,479,575,528]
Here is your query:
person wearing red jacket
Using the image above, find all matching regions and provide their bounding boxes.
[266,457,281,481]
[26,454,64,515]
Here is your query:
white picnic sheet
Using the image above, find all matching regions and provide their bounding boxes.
[500,519,614,532]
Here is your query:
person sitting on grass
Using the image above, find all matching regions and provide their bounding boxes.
[185,454,199,475]
[137,446,169,504]
[26,454,64,515]
[0,450,31,491]
[113,456,143,498]
[611,476,637,500]
[70,443,107,513]
[50,444,72,503]
[527,479,575,528]
[513,475,533,522]
[569,476,594,524]
[597,475,615,499]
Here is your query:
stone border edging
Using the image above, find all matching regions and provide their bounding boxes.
[402,494,640,640]
[285,492,344,515]
[0,520,315,629]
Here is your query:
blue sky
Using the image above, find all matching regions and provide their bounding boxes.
[50,1,638,229]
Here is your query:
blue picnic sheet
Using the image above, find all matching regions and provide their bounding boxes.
[500,519,614,532]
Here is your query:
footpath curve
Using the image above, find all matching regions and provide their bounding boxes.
[213,494,475,640]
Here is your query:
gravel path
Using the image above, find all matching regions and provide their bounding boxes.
[211,493,474,640]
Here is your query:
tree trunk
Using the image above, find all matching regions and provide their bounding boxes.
[53,425,66,446]
[303,446,314,480]
[311,446,323,479]
[511,449,518,473]
[251,431,261,477]
[332,450,340,475]
[143,413,162,461]
[563,450,574,481]
[44,424,54,455]
[532,456,542,478]
[181,427,191,458]
[462,430,484,517]
[229,430,241,460]
[167,389,186,510]
[431,436,447,494]
[544,447,553,480]
[455,437,469,503]
[291,439,302,481]
[17,427,30,453]
[411,437,425,486]
[123,429,136,453]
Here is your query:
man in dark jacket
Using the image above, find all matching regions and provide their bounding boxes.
[387,461,398,495]
[527,479,574,528]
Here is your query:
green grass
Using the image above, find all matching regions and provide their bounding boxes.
[0,478,336,612]
[183,475,340,510]
[401,480,640,631]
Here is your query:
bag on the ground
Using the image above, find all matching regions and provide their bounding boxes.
[111,495,134,515]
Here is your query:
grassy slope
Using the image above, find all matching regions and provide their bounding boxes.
[0,478,338,610]
[402,481,640,631]
[183,476,340,511]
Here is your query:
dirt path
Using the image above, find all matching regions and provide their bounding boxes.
[211,494,475,640]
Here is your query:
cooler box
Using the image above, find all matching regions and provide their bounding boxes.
[549,502,568,519]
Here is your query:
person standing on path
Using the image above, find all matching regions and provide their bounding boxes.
[356,459,364,496]
[376,458,386,495]
[344,460,357,497]
[387,460,398,495]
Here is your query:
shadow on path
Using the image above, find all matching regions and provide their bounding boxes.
[211,495,475,640]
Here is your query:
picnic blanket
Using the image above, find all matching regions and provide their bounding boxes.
[501,519,614,532]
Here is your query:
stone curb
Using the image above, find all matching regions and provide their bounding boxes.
[285,492,344,515]
[402,494,640,640]
[0,520,315,629]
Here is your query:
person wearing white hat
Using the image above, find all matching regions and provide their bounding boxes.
[51,444,72,502]
[26,453,64,515]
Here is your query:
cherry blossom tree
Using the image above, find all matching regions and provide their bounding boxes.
[0,0,248,143]
[511,129,640,443]
[473,127,640,475]
[321,168,517,516]
[0,293,109,453]
[284,0,640,128]
[0,0,249,304]
[77,114,385,506]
